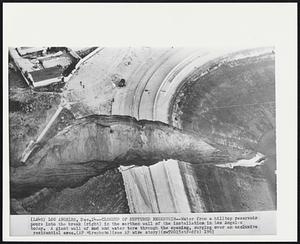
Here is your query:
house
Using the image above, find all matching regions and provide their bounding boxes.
[16,47,47,57]
[10,47,80,88]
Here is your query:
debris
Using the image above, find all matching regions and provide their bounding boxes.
[117,79,126,87]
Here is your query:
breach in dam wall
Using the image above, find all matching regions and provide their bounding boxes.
[11,115,234,197]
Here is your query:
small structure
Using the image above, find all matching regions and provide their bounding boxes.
[17,47,46,57]
[118,78,126,87]
[9,47,80,88]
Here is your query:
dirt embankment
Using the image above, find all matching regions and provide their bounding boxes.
[11,115,235,198]
[11,169,129,215]
[9,88,61,166]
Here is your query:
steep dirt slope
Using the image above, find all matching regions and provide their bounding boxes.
[11,115,233,197]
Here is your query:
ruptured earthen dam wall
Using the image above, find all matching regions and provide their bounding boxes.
[11,115,234,196]
[10,47,276,214]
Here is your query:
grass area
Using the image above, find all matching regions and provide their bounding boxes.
[9,88,61,166]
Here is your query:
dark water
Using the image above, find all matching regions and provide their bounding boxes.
[176,55,276,211]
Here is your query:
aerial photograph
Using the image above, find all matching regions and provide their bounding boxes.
[9,46,276,214]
